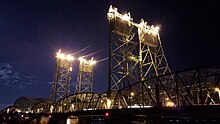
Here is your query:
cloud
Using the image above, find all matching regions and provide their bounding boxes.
[0,63,39,88]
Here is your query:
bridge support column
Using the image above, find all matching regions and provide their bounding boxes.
[155,81,161,107]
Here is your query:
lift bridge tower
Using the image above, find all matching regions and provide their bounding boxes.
[50,49,74,104]
[75,57,96,93]
[107,5,171,97]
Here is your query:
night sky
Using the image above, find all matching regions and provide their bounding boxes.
[0,0,219,105]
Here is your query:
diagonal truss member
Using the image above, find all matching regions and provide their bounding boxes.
[107,5,171,96]
[50,49,73,104]
[75,57,96,93]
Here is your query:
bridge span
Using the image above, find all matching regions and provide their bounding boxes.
[1,64,220,123]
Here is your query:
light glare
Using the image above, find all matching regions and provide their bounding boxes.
[79,57,96,65]
[215,87,220,92]
[121,13,131,22]
[166,101,175,107]
[56,49,74,61]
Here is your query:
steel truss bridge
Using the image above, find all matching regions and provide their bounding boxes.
[2,64,220,112]
[31,64,220,113]
[1,64,220,123]
[1,5,220,124]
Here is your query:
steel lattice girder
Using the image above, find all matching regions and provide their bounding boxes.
[108,6,171,97]
[39,65,220,112]
[111,64,220,108]
[53,93,107,113]
[50,58,72,104]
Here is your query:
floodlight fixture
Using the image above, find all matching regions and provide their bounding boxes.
[56,49,74,61]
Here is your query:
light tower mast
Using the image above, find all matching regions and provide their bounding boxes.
[107,5,171,96]
[50,49,74,103]
[75,57,96,93]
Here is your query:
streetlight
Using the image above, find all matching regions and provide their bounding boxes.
[214,87,220,100]
[106,99,112,109]
[130,92,134,97]
[165,98,175,107]
[50,105,54,113]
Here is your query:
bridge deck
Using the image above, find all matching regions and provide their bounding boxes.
[1,105,220,124]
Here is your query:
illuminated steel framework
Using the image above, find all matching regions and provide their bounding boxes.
[54,92,106,113]
[50,49,74,103]
[107,6,171,95]
[112,64,220,108]
[25,6,220,114]
[75,57,96,93]
[31,64,220,113]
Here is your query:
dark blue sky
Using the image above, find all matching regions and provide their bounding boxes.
[0,0,219,104]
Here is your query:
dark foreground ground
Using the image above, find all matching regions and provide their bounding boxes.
[1,105,220,124]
